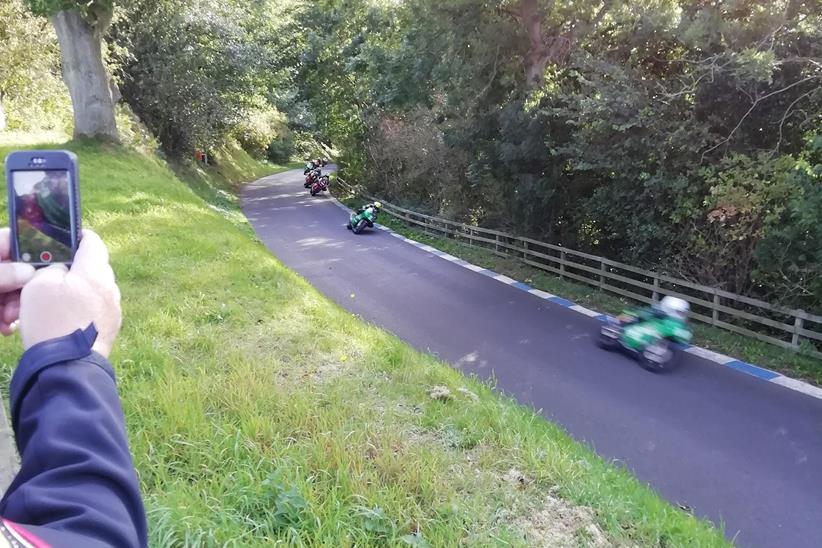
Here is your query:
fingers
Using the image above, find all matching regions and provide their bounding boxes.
[0,228,10,261]
[3,292,20,325]
[0,262,36,293]
[27,263,69,288]
[0,291,13,336]
[0,227,32,335]
[0,291,21,335]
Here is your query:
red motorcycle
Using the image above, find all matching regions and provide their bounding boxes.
[304,168,321,188]
[309,174,330,196]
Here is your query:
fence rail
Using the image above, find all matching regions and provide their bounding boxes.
[333,177,822,358]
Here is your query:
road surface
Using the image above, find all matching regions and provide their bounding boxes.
[242,169,822,547]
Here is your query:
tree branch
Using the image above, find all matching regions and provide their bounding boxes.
[773,87,818,155]
[498,5,521,19]
[700,75,821,162]
[590,0,613,27]
[474,46,501,104]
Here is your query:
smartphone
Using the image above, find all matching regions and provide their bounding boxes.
[4,150,81,266]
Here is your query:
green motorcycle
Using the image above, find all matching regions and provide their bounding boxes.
[347,202,381,234]
[597,297,692,372]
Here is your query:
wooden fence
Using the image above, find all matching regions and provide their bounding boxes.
[333,177,822,358]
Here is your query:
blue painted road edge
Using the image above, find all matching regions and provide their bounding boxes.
[329,196,822,400]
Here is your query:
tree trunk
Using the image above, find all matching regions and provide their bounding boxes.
[519,0,549,88]
[51,9,118,141]
[516,0,575,89]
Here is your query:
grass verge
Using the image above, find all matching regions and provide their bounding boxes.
[337,192,822,387]
[0,139,727,546]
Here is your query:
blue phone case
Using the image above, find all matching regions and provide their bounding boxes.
[4,150,81,266]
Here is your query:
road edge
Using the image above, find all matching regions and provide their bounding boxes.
[329,194,822,401]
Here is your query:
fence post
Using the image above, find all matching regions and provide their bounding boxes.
[792,311,805,348]
[599,259,605,289]
[652,276,660,302]
[712,292,719,326]
[523,240,528,260]
[495,234,500,254]
[559,250,566,280]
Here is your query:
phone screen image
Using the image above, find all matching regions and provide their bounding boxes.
[11,170,73,264]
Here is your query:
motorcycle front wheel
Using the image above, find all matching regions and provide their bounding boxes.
[353,219,367,234]
[596,324,622,350]
[639,340,681,373]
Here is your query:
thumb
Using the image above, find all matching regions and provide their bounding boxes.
[0,263,36,293]
[70,229,109,275]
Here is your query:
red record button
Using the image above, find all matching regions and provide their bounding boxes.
[40,251,53,263]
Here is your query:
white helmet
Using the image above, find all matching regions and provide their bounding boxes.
[660,296,689,321]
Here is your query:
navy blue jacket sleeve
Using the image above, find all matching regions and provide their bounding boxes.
[0,352,147,548]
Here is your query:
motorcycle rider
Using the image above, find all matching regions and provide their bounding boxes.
[627,296,690,325]
[357,201,382,218]
[304,158,325,174]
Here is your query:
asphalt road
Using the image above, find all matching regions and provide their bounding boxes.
[242,169,822,548]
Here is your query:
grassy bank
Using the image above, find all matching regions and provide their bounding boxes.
[0,139,726,546]
[337,192,822,387]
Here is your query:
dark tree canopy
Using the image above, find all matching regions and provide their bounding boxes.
[293,0,822,309]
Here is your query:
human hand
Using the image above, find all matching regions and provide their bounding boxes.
[0,228,36,336]
[19,230,122,357]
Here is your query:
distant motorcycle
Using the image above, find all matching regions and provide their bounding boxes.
[347,202,381,234]
[303,158,329,174]
[310,174,330,196]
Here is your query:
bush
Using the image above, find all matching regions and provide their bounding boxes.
[234,107,290,160]
[266,135,295,164]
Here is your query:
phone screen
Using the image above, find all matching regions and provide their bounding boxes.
[11,170,73,264]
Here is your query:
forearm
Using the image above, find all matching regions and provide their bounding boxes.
[0,332,147,547]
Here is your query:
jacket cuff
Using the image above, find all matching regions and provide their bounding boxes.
[9,325,101,427]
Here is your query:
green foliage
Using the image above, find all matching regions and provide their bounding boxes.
[259,469,308,531]
[25,0,115,20]
[752,141,822,306]
[109,0,295,155]
[11,0,820,308]
[232,106,291,161]
[298,0,822,310]
[356,506,395,538]
[0,0,72,132]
